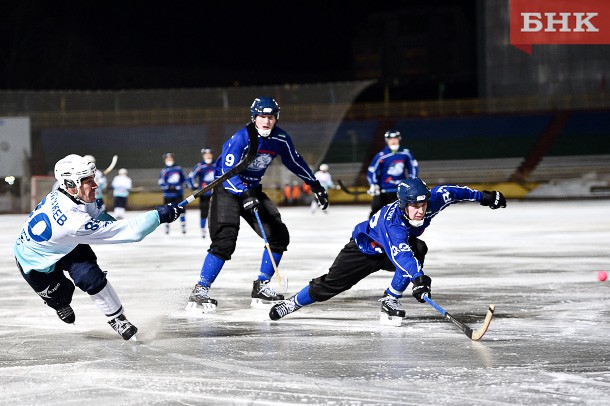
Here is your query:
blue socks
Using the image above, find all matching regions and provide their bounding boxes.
[295,286,315,306]
[200,218,207,229]
[258,250,283,281]
[199,253,225,286]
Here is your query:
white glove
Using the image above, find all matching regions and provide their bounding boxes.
[367,184,380,196]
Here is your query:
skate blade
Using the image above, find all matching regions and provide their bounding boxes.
[130,334,138,342]
[250,298,282,309]
[185,301,217,313]
[379,313,403,327]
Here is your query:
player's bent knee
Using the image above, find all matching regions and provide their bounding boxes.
[37,277,76,309]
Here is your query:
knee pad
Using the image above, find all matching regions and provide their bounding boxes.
[69,262,108,295]
[36,276,75,309]
[268,222,290,252]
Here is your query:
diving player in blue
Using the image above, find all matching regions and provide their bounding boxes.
[15,154,184,340]
[187,147,216,238]
[158,152,188,235]
[186,97,329,312]
[367,130,419,218]
[269,177,506,325]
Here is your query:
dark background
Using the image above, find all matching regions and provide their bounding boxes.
[1,1,478,101]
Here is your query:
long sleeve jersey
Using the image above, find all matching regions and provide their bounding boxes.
[187,161,216,197]
[158,165,187,199]
[367,146,419,193]
[14,189,160,274]
[352,184,482,279]
[217,123,317,195]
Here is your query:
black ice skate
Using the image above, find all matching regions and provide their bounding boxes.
[379,293,406,327]
[251,279,284,309]
[108,314,138,340]
[185,284,218,313]
[56,305,75,324]
[269,297,301,320]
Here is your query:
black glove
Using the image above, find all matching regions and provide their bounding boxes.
[241,189,260,212]
[480,190,507,209]
[311,181,329,210]
[411,275,432,303]
[155,203,185,224]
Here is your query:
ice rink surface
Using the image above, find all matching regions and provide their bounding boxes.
[1,200,609,405]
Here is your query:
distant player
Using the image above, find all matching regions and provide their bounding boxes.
[310,163,334,214]
[111,168,132,220]
[186,97,329,312]
[367,130,418,218]
[14,154,184,340]
[187,147,216,238]
[83,155,108,210]
[268,178,506,325]
[158,152,188,234]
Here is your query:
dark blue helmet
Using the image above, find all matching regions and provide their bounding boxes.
[201,147,212,155]
[397,178,430,209]
[250,97,280,120]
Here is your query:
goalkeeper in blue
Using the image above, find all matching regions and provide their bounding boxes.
[14,154,184,340]
[269,177,506,325]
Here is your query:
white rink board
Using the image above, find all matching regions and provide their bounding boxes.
[1,201,609,405]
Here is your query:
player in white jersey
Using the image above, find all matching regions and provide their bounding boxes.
[14,154,184,340]
[310,163,335,214]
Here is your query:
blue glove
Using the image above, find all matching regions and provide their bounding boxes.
[156,203,185,223]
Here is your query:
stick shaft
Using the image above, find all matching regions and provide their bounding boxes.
[424,295,474,339]
[253,208,284,287]
[179,124,258,207]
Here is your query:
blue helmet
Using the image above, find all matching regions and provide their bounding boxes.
[397,178,430,209]
[250,97,280,120]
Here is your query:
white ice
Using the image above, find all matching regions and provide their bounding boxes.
[1,200,609,405]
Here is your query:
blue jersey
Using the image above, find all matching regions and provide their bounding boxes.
[217,124,317,195]
[187,161,216,197]
[367,146,419,193]
[352,184,481,279]
[158,165,187,199]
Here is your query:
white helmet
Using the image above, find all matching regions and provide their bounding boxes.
[54,154,96,190]
[118,168,128,175]
[83,154,96,164]
[319,163,329,172]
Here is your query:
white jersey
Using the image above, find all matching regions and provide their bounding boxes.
[14,189,160,274]
[111,175,132,198]
[314,171,334,191]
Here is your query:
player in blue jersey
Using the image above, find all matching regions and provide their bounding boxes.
[186,97,329,312]
[187,147,216,238]
[14,154,184,340]
[367,130,419,218]
[269,177,506,325]
[158,152,188,235]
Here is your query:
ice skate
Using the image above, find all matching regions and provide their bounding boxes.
[185,284,218,313]
[56,305,75,324]
[251,279,284,309]
[181,223,186,235]
[379,294,405,327]
[201,229,206,239]
[108,314,138,340]
[269,297,301,320]
[164,224,170,235]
